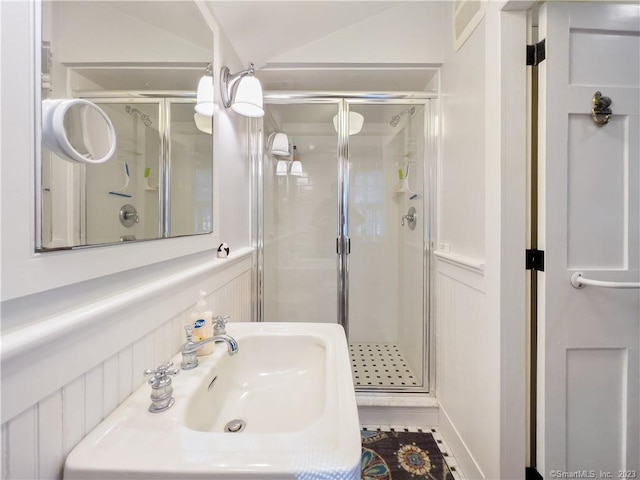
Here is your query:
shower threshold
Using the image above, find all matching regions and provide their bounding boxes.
[349,342,421,389]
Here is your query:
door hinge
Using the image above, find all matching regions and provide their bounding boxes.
[527,39,546,66]
[526,249,545,272]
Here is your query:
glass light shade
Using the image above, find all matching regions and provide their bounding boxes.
[276,160,288,176]
[332,111,364,135]
[194,112,212,134]
[290,160,303,176]
[195,75,214,117]
[230,76,264,117]
[271,132,289,156]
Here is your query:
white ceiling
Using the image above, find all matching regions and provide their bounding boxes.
[208,1,441,92]
[107,1,213,52]
[208,1,398,68]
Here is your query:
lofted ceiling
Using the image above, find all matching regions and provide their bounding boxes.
[207,1,442,92]
[207,1,399,68]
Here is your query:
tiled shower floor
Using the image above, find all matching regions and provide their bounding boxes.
[349,342,419,387]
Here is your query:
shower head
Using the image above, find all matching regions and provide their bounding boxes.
[125,105,153,127]
[389,106,416,127]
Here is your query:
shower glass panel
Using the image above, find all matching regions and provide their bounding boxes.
[259,96,430,392]
[85,102,162,244]
[347,103,426,389]
[168,101,213,237]
[262,103,340,324]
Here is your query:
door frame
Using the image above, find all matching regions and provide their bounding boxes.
[255,91,437,393]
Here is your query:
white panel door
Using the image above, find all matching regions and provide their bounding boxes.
[538,2,640,477]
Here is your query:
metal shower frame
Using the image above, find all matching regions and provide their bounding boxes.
[252,91,438,394]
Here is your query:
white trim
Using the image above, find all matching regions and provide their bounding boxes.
[434,250,486,293]
[1,247,253,363]
[453,0,488,52]
[433,250,486,273]
[1,250,254,422]
[439,405,485,480]
[358,403,439,428]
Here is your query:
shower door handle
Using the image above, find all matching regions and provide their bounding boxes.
[336,237,351,255]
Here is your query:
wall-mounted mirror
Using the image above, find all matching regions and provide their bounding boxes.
[37,1,214,250]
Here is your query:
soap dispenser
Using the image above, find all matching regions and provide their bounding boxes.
[190,290,214,356]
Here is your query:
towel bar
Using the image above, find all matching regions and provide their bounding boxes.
[571,272,640,289]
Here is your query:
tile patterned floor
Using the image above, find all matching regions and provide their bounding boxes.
[350,342,419,387]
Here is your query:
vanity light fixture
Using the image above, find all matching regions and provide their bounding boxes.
[290,145,302,177]
[332,111,364,135]
[194,112,212,134]
[195,63,214,117]
[269,132,290,156]
[220,63,264,117]
[268,132,290,176]
[276,161,288,176]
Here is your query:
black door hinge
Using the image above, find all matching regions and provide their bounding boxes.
[527,39,546,66]
[526,467,544,480]
[526,249,545,272]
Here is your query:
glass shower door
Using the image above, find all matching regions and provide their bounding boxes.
[347,103,426,389]
[85,101,162,244]
[168,100,213,237]
[262,103,340,324]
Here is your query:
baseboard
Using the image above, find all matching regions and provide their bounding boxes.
[357,394,439,427]
[438,405,484,479]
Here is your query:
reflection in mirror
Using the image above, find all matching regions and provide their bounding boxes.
[38,1,214,250]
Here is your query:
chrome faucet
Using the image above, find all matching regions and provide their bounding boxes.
[180,318,238,370]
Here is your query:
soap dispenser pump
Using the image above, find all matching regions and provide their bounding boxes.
[190,290,214,356]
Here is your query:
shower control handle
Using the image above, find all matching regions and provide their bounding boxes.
[401,207,417,230]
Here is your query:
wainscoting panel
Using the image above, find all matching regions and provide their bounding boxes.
[434,254,489,480]
[1,264,253,480]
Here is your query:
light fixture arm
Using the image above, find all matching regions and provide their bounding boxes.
[221,63,256,108]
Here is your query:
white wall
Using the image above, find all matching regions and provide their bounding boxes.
[437,8,494,475]
[0,3,254,480]
[438,19,486,259]
[436,3,527,480]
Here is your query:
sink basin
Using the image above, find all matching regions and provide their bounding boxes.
[64,323,361,479]
[185,333,326,434]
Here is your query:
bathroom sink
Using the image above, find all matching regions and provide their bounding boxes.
[185,333,326,434]
[64,322,361,480]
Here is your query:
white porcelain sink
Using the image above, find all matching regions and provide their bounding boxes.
[64,322,361,480]
[185,333,326,434]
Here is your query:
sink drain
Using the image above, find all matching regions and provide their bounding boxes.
[224,419,246,433]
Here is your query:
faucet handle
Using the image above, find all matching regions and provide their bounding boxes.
[213,315,230,335]
[184,325,194,342]
[144,361,179,384]
[144,362,178,413]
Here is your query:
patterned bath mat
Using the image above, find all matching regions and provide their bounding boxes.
[361,429,454,480]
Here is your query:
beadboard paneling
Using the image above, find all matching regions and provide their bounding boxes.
[1,267,252,480]
[434,257,491,479]
[37,392,64,480]
[6,408,37,480]
[1,250,253,423]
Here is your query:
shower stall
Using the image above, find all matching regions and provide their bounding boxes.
[256,94,435,392]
